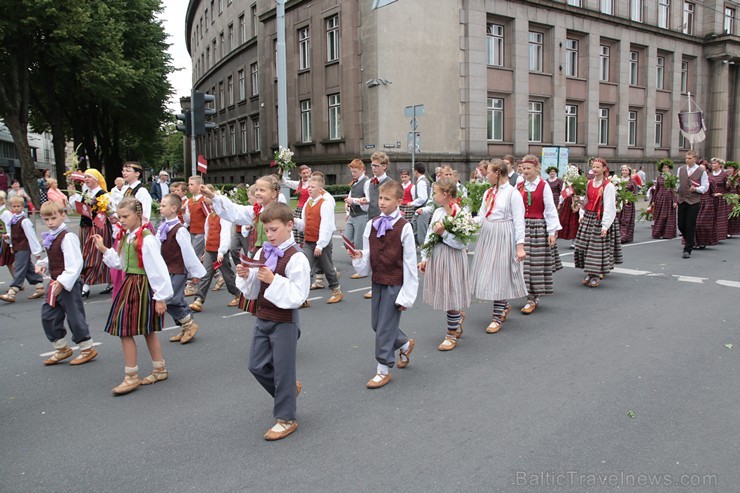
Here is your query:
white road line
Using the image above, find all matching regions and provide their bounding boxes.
[673,275,708,283]
[716,280,740,288]
[621,238,675,247]
[222,311,250,319]
[612,267,652,276]
[347,287,371,293]
[40,342,102,358]
[307,296,323,301]
[162,325,180,331]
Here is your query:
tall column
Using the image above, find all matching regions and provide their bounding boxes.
[707,60,729,158]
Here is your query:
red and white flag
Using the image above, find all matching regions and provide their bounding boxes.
[70,171,86,182]
[197,154,208,174]
[46,281,58,307]
[75,201,92,218]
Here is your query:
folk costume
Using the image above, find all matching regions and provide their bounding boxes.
[651,174,677,239]
[282,175,311,246]
[617,178,638,243]
[0,212,45,302]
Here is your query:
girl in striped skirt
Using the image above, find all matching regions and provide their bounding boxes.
[418,178,470,351]
[470,159,527,334]
[399,169,416,222]
[617,165,638,243]
[94,198,173,396]
[517,156,562,315]
[574,158,623,288]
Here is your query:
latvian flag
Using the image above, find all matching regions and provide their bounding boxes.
[197,154,208,174]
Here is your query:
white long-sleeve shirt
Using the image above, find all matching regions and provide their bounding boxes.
[109,186,126,211]
[421,206,467,261]
[346,175,370,212]
[204,214,233,256]
[475,183,526,245]
[294,195,336,249]
[102,228,173,301]
[352,210,419,308]
[410,176,429,208]
[236,237,310,309]
[579,180,617,230]
[0,207,12,238]
[211,195,257,227]
[522,177,562,235]
[172,226,207,278]
[68,186,101,209]
[36,228,82,291]
[677,164,709,194]
[123,181,153,222]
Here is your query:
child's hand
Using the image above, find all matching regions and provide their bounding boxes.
[257,266,275,284]
[350,249,363,260]
[200,185,215,198]
[415,208,424,215]
[191,277,200,284]
[396,304,407,311]
[548,234,557,246]
[433,221,445,235]
[92,234,107,252]
[600,228,608,237]
[418,261,426,273]
[216,254,223,264]
[155,300,166,315]
[516,244,526,262]
[235,264,250,278]
[35,264,47,275]
[314,247,322,257]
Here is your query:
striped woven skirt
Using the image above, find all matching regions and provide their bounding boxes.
[618,203,635,243]
[469,220,527,301]
[293,205,305,246]
[729,211,740,236]
[422,242,470,311]
[0,240,14,267]
[80,224,112,286]
[651,190,677,239]
[104,274,163,337]
[574,211,623,275]
[693,193,718,246]
[400,204,416,223]
[558,196,580,240]
[523,218,562,297]
[712,195,730,240]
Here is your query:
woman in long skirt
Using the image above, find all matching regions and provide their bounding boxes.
[617,165,638,243]
[651,162,677,239]
[418,178,470,352]
[692,167,718,249]
[726,163,740,237]
[470,159,527,334]
[709,158,730,241]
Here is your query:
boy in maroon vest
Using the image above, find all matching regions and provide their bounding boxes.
[157,194,207,344]
[34,202,97,365]
[0,196,45,302]
[235,203,310,441]
[350,180,418,389]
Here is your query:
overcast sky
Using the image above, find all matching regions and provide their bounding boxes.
[161,0,193,112]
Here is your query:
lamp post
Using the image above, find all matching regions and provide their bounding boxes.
[275,0,290,201]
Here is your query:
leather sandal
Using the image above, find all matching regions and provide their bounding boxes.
[43,347,74,366]
[486,319,503,334]
[112,372,141,395]
[438,332,460,351]
[264,420,298,441]
[587,276,600,288]
[140,368,169,385]
[397,339,414,369]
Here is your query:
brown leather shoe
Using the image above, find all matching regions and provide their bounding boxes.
[366,372,392,389]
[140,368,169,385]
[69,348,97,366]
[211,277,225,291]
[189,298,203,312]
[363,291,372,299]
[520,300,538,314]
[169,329,186,342]
[43,346,74,365]
[296,380,302,397]
[326,288,343,304]
[180,321,200,344]
[264,420,298,441]
[486,320,502,334]
[300,299,311,308]
[350,273,366,279]
[397,339,414,369]
[28,285,47,299]
[438,331,461,351]
[227,295,240,307]
[184,285,197,297]
[112,372,141,395]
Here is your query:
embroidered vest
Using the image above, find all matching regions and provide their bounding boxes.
[161,223,186,275]
[519,180,546,219]
[205,213,222,253]
[677,166,704,205]
[188,197,207,234]
[48,230,69,280]
[349,177,368,217]
[256,245,301,323]
[367,176,390,219]
[303,198,324,243]
[368,217,407,286]
[10,220,29,251]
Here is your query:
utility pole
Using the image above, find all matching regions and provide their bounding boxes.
[405,104,424,167]
[276,0,289,200]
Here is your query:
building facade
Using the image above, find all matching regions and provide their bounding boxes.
[185,0,739,183]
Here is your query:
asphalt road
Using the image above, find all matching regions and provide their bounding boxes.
[1,219,738,492]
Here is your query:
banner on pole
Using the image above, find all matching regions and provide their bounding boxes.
[678,111,706,144]
[197,154,208,174]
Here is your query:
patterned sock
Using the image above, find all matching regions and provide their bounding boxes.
[446,311,462,331]
[492,300,506,321]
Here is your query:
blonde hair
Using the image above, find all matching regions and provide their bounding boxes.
[9,196,24,206]
[0,191,5,203]
[188,175,203,185]
[379,179,403,200]
[40,201,65,216]
[117,197,143,220]
[162,193,183,212]
[47,178,58,187]
[370,151,389,166]
[488,158,507,177]
[434,178,458,198]
[309,174,325,187]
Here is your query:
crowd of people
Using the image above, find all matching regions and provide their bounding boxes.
[0,149,736,442]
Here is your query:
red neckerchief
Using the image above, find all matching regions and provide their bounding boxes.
[135,225,147,268]
[371,177,379,185]
[448,202,459,217]
[485,187,498,218]
[115,227,126,243]
[253,203,263,223]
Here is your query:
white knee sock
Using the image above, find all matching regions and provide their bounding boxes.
[376,363,389,375]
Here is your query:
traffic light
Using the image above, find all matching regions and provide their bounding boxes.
[192,91,217,136]
[175,110,191,137]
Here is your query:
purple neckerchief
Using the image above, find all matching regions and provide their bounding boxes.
[262,243,285,272]
[42,225,68,250]
[10,213,25,225]
[157,219,180,241]
[374,213,397,238]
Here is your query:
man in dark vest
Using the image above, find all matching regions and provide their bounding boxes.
[504,155,523,186]
[362,151,391,298]
[411,163,431,246]
[676,150,708,258]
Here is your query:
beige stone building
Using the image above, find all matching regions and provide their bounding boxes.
[185,0,739,183]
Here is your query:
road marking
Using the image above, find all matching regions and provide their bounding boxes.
[162,325,179,331]
[39,342,102,357]
[222,311,249,319]
[673,275,707,284]
[84,299,110,305]
[307,296,323,301]
[612,267,652,276]
[716,280,740,288]
[621,238,675,247]
[347,287,371,293]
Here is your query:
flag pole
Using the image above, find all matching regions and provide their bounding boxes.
[688,92,693,150]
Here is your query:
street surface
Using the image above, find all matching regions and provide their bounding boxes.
[1,218,738,492]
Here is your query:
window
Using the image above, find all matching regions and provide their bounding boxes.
[219,32,224,59]
[227,76,233,105]
[218,81,224,108]
[598,108,609,145]
[656,57,665,90]
[298,27,310,70]
[328,94,341,140]
[680,61,689,92]
[487,23,504,67]
[230,124,236,154]
[599,45,610,81]
[567,0,581,6]
[240,121,248,153]
[199,17,203,38]
[218,0,223,14]
[683,2,694,34]
[238,69,245,100]
[212,40,216,64]
[725,7,736,34]
[250,63,259,96]
[206,47,210,68]
[600,0,613,14]
[251,4,258,37]
[487,97,504,141]
[629,51,639,86]
[528,32,543,72]
[300,99,312,143]
[565,39,578,77]
[210,0,214,22]
[252,118,260,151]
[658,0,671,29]
[655,113,664,147]
[679,132,688,149]
[528,101,543,142]
[326,15,340,62]
[565,105,577,144]
[631,0,643,22]
[205,9,209,30]
[221,128,227,155]
[228,24,233,52]
[227,0,232,5]
[628,111,638,147]
[239,15,245,43]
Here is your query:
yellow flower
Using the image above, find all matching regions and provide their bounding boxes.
[96,194,110,214]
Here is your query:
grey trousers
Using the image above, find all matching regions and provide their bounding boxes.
[302,241,339,289]
[370,283,409,368]
[248,317,301,420]
[11,250,43,288]
[191,233,205,259]
[344,214,368,250]
[413,211,431,246]
[42,280,91,344]
[196,250,239,301]
[229,231,249,267]
[166,274,192,324]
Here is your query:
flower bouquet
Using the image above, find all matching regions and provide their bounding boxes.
[461,181,491,216]
[228,185,251,205]
[270,146,296,175]
[661,172,678,190]
[610,175,638,212]
[420,208,479,257]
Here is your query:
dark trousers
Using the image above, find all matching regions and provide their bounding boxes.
[677,202,700,253]
[370,283,409,368]
[41,280,90,344]
[166,274,191,324]
[302,241,339,289]
[248,317,300,420]
[11,250,43,288]
[196,250,239,301]
[229,231,249,267]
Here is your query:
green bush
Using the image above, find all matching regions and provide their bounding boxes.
[324,184,350,196]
